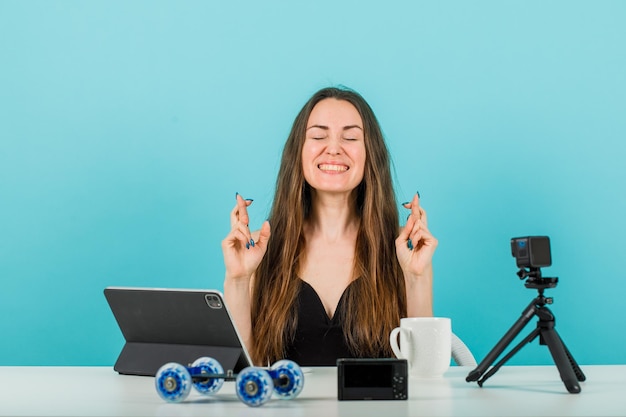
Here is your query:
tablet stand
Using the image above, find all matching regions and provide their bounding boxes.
[465,270,586,394]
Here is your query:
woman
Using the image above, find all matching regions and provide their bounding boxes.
[222,87,437,366]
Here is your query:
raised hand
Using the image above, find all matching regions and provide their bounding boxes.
[395,192,438,278]
[221,193,271,281]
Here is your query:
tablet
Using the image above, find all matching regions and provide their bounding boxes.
[104,286,253,376]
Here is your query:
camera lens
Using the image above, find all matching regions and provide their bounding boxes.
[205,294,223,309]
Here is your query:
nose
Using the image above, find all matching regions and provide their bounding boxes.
[325,136,342,155]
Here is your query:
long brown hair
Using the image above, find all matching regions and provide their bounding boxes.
[250,87,407,364]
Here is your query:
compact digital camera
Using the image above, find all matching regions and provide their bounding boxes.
[337,358,408,401]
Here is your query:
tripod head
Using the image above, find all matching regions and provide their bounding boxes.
[517,266,558,290]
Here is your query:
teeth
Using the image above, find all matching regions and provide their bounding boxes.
[318,164,348,172]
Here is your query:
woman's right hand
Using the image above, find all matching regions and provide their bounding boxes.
[221,193,271,281]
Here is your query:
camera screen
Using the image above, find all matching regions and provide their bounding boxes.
[344,363,392,388]
[531,237,551,267]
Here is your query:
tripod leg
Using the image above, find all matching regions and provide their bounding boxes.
[541,327,582,394]
[478,328,540,386]
[466,300,537,382]
[559,335,586,382]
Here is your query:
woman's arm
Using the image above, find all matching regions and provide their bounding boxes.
[396,192,438,317]
[223,274,254,352]
[403,265,434,317]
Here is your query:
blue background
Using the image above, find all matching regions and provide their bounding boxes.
[1,1,625,366]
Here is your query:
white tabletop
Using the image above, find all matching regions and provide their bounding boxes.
[0,365,624,416]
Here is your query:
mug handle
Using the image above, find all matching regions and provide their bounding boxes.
[389,327,406,359]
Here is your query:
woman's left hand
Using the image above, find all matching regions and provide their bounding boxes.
[395,193,438,278]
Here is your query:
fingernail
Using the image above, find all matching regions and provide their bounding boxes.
[250,239,255,247]
[407,239,413,250]
[235,192,239,199]
[245,242,250,250]
[245,198,254,202]
[401,201,410,206]
[416,190,421,198]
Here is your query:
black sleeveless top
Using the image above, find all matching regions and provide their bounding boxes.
[284,279,355,366]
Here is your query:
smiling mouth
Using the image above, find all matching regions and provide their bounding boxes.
[318,164,349,172]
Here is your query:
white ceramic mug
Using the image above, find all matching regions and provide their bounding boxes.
[389,317,451,378]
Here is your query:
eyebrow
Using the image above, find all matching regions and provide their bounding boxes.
[306,124,363,131]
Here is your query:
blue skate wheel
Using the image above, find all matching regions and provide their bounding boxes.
[155,362,192,403]
[191,357,225,394]
[235,367,274,407]
[269,359,304,399]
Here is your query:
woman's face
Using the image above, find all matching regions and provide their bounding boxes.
[302,98,366,194]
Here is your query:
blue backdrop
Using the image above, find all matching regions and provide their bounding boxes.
[1,1,625,366]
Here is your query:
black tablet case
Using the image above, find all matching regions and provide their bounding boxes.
[104,287,252,376]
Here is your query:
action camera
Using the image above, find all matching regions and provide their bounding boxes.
[511,236,552,269]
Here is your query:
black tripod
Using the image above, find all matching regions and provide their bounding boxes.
[466,269,586,394]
